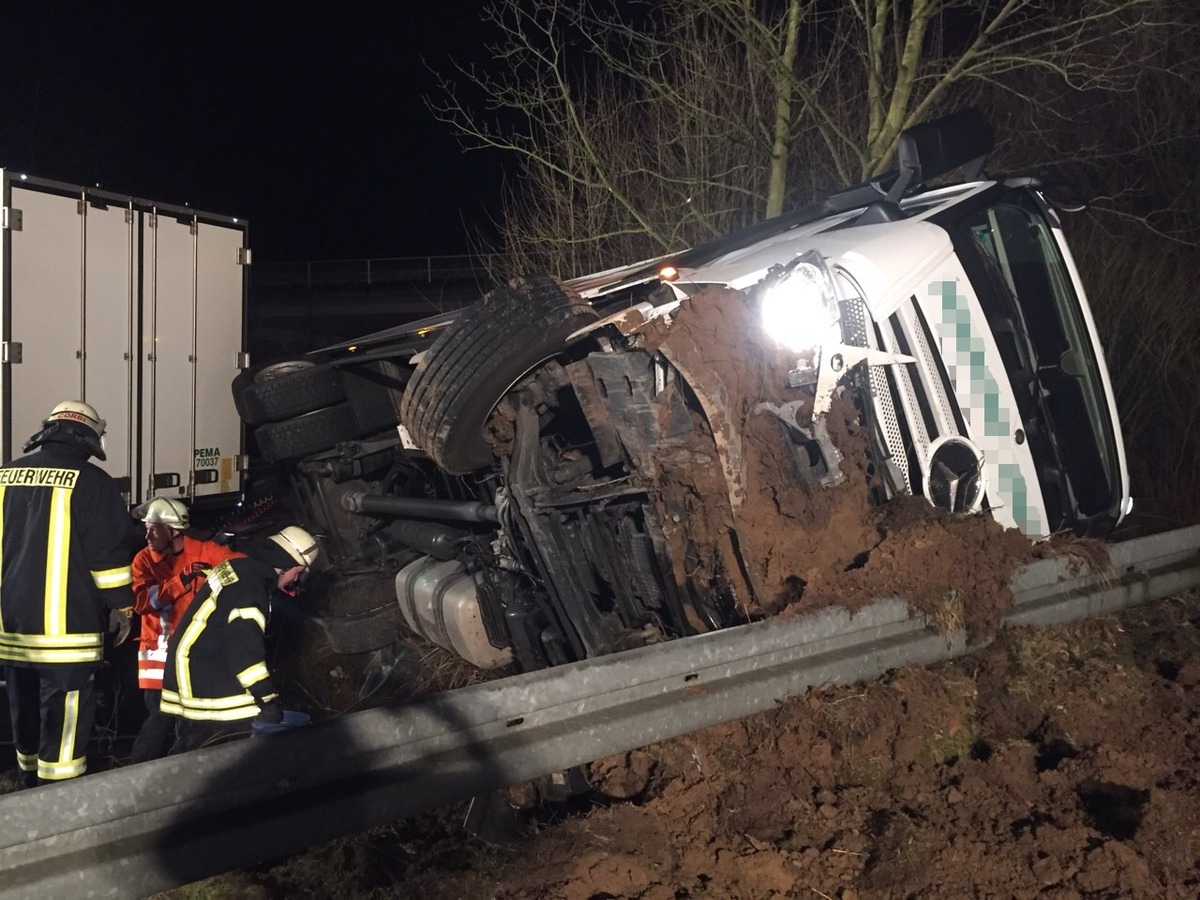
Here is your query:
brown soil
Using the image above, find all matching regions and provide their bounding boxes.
[638,286,1053,641]
[240,589,1200,900]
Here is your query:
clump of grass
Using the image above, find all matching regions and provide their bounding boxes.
[1004,628,1072,701]
[840,755,891,789]
[929,589,965,640]
[403,638,504,699]
[1004,617,1126,701]
[813,688,876,745]
[741,708,780,753]
[923,718,979,766]
[1046,533,1116,584]
[150,871,271,899]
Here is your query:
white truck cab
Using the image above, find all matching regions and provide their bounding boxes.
[667,179,1130,538]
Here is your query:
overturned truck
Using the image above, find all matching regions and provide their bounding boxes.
[234,109,1130,669]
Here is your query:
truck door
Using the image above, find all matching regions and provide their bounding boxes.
[3,171,247,508]
[3,181,136,498]
[140,211,246,503]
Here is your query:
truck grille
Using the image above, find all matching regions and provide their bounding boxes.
[842,297,909,494]
[857,295,969,500]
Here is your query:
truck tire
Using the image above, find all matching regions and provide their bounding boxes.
[255,404,358,462]
[400,275,599,474]
[232,360,346,426]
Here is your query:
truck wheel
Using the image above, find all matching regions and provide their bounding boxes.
[255,404,358,462]
[232,360,346,426]
[400,275,599,474]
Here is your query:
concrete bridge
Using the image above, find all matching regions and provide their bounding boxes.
[248,255,502,359]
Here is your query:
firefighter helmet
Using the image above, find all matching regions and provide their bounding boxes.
[46,400,106,437]
[134,497,190,531]
[268,526,320,568]
[24,399,108,460]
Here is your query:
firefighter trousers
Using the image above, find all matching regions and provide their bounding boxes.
[169,716,254,754]
[130,689,176,763]
[4,664,97,784]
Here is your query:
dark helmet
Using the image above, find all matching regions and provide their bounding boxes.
[24,400,108,460]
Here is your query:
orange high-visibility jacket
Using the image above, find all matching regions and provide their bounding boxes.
[132,535,243,689]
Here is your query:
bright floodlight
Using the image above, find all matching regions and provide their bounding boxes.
[759,252,840,353]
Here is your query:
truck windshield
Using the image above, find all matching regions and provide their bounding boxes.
[950,188,1121,533]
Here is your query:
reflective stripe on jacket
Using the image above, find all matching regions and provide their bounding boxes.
[0,445,134,666]
[160,556,280,722]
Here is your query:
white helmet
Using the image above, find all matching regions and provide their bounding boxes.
[268,526,320,567]
[134,497,190,530]
[25,399,108,459]
[46,400,106,438]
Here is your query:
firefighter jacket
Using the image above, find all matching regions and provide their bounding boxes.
[160,556,281,722]
[132,536,243,690]
[0,443,134,666]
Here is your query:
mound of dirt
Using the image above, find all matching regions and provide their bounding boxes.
[640,286,1053,642]
[239,590,1200,900]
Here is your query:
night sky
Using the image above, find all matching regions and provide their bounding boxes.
[0,3,506,261]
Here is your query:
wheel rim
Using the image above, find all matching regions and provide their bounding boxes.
[256,360,316,383]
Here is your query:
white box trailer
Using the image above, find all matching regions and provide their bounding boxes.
[0,170,247,508]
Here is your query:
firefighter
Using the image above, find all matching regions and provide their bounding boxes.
[0,400,135,786]
[129,497,244,763]
[161,526,319,753]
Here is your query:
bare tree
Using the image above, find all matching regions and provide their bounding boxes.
[430,0,1179,277]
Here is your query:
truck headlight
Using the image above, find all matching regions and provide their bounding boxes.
[758,250,841,353]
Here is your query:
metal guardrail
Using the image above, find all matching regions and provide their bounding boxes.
[1,525,1198,898]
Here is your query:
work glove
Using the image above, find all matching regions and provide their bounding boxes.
[255,699,284,725]
[180,561,210,589]
[108,607,133,646]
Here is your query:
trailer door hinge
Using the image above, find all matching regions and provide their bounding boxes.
[2,341,23,364]
[236,351,251,369]
[2,207,22,231]
[238,247,251,266]
[124,209,134,225]
[235,454,250,471]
